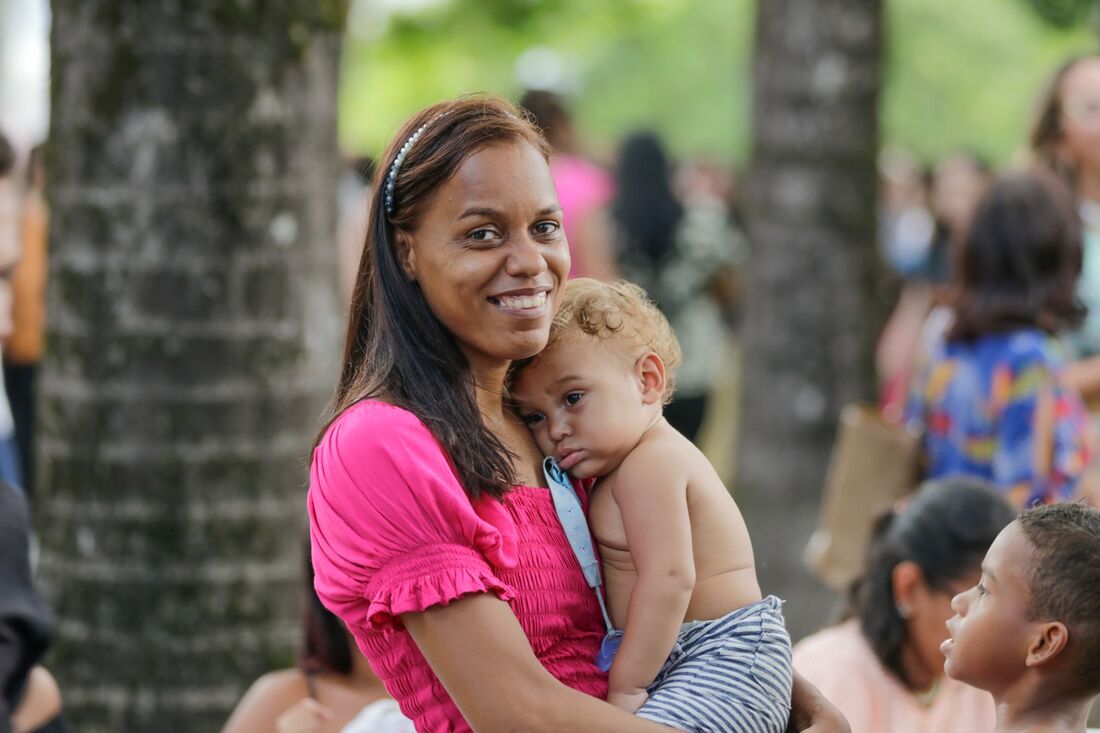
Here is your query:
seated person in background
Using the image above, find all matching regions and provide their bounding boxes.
[943,502,1100,733]
[1,483,63,733]
[794,478,1016,733]
[221,546,412,733]
[905,170,1096,507]
[510,278,792,733]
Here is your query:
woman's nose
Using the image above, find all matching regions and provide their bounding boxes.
[951,590,967,616]
[505,233,548,277]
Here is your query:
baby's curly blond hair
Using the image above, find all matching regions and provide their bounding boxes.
[521,278,682,404]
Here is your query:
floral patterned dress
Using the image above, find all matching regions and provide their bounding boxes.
[905,328,1094,507]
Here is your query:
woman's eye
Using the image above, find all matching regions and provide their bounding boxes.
[533,221,560,236]
[469,228,494,241]
[976,582,988,597]
[522,412,545,426]
[565,392,583,406]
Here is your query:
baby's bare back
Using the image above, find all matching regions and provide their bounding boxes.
[589,422,762,628]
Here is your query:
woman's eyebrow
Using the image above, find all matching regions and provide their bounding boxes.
[458,206,501,220]
[457,205,563,219]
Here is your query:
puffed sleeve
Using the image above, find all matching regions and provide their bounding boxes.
[308,401,519,631]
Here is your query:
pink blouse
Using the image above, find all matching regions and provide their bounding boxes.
[308,400,608,732]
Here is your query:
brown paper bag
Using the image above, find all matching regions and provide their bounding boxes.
[803,404,922,591]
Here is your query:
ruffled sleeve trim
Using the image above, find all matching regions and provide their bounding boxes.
[364,543,516,630]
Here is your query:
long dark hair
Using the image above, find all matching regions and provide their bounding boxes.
[850,478,1015,689]
[611,131,684,266]
[301,542,352,675]
[316,95,550,500]
[950,169,1085,341]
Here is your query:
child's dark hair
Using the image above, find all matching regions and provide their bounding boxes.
[301,542,353,675]
[851,478,1016,689]
[950,169,1085,341]
[1018,503,1100,694]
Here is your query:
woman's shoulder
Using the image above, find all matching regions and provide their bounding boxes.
[221,668,310,732]
[318,400,444,463]
[792,619,874,669]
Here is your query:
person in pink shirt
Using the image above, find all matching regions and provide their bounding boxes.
[307,94,848,733]
[794,478,1016,733]
[519,90,616,280]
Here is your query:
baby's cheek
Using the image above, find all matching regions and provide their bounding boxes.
[531,427,555,457]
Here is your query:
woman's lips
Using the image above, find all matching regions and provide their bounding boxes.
[488,290,550,317]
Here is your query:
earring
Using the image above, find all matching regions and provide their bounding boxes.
[896,602,912,620]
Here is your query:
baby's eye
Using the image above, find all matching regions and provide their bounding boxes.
[564,392,583,406]
[521,412,545,426]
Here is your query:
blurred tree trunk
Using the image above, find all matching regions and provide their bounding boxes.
[738,0,883,639]
[38,3,345,730]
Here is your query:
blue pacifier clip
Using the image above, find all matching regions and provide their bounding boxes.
[542,457,622,672]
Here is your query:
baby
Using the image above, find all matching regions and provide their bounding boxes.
[510,278,792,733]
[943,502,1100,733]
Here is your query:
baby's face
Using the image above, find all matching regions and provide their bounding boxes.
[942,521,1036,693]
[512,335,652,479]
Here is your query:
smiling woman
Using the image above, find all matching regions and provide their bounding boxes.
[307,94,849,733]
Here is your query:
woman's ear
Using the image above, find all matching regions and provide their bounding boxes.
[891,561,924,620]
[395,231,418,282]
[635,352,667,405]
[1025,621,1070,669]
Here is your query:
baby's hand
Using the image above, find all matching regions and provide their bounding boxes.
[607,687,649,714]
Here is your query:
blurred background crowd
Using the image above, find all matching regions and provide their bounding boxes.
[3,0,1100,731]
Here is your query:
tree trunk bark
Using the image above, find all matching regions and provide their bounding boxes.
[38,4,345,730]
[738,0,883,639]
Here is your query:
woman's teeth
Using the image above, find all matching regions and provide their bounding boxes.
[496,292,547,309]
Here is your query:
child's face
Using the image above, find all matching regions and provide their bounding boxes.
[942,521,1037,693]
[512,336,654,479]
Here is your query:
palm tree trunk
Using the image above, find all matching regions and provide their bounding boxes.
[738,0,884,639]
[38,4,346,730]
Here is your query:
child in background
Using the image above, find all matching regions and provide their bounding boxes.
[942,502,1100,733]
[510,278,792,733]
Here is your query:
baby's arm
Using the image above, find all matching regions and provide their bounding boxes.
[606,446,695,712]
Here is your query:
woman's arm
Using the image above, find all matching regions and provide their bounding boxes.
[786,672,851,733]
[404,593,670,732]
[406,594,850,733]
[11,666,61,733]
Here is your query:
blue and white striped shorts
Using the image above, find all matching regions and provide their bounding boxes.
[635,596,792,733]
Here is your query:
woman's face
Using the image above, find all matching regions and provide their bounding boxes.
[899,563,981,684]
[1058,58,1100,179]
[399,140,570,371]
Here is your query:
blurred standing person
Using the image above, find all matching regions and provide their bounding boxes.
[4,145,48,498]
[336,157,373,309]
[877,148,934,279]
[904,170,1095,508]
[877,152,991,419]
[0,132,23,491]
[610,132,745,443]
[519,90,616,280]
[1032,53,1100,407]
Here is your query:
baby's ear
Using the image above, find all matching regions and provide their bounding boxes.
[635,352,666,405]
[1025,621,1070,669]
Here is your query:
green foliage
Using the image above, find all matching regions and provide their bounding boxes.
[340,0,1095,167]
[1022,0,1095,29]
